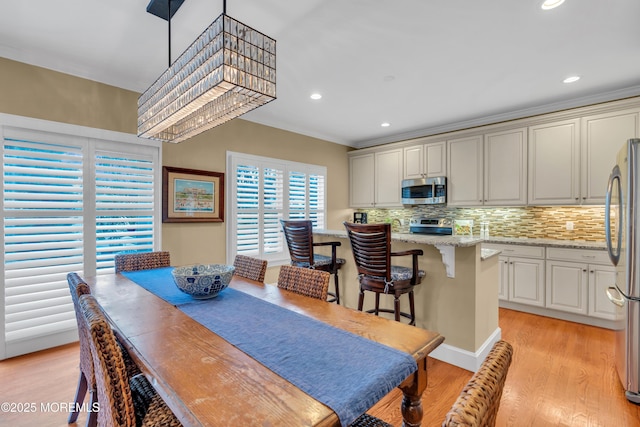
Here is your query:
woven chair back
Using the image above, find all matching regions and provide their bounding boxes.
[78,294,137,427]
[115,251,170,273]
[67,272,95,389]
[233,255,268,282]
[277,265,330,301]
[442,340,514,427]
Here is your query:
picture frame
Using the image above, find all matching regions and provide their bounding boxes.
[162,166,224,223]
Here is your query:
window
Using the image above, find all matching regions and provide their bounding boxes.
[227,152,326,264]
[1,115,161,359]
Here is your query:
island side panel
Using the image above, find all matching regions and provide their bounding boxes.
[314,234,498,354]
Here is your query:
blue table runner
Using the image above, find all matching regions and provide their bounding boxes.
[122,268,417,426]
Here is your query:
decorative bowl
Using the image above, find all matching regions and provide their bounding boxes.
[171,264,235,299]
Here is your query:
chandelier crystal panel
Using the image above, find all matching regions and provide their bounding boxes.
[138,13,277,143]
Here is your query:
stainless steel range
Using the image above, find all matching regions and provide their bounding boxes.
[409,217,453,235]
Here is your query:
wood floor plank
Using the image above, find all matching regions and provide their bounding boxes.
[1,308,640,426]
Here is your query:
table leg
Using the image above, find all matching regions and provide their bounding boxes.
[399,357,427,427]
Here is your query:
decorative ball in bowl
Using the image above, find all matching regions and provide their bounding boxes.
[171,264,235,299]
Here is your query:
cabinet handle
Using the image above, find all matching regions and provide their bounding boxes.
[575,197,579,200]
[582,269,587,272]
[590,270,594,273]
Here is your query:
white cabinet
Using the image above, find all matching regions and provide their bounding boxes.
[349,148,403,208]
[448,128,527,207]
[529,110,640,205]
[528,119,581,205]
[484,128,527,205]
[546,248,621,321]
[403,141,446,179]
[485,244,545,307]
[581,109,640,204]
[447,135,483,206]
[545,260,588,315]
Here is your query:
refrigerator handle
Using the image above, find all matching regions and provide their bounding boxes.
[607,286,625,307]
[605,165,622,266]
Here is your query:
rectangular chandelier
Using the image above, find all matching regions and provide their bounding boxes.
[138,13,276,143]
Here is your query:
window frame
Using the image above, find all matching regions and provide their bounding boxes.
[226,151,327,266]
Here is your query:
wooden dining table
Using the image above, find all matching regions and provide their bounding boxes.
[85,270,444,427]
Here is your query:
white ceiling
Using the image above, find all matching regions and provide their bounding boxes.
[1,0,640,148]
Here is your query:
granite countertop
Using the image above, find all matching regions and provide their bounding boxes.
[314,229,483,247]
[483,236,607,250]
[481,248,502,261]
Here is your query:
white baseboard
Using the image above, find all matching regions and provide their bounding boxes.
[429,327,502,372]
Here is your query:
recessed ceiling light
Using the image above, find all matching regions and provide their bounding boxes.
[563,76,580,83]
[310,93,322,100]
[381,122,391,127]
[541,0,565,10]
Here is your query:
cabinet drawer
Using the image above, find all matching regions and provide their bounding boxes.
[483,243,545,259]
[546,247,610,264]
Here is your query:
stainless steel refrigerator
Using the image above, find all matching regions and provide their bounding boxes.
[605,138,640,404]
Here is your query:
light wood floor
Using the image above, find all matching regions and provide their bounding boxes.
[1,308,639,426]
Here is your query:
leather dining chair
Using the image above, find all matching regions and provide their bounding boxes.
[77,293,182,427]
[350,340,514,427]
[114,251,171,273]
[277,265,331,301]
[343,222,424,325]
[233,254,268,282]
[280,219,345,304]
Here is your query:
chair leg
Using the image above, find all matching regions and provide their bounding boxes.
[393,293,401,322]
[68,372,88,423]
[358,286,365,311]
[408,290,416,326]
[374,293,381,316]
[86,391,98,427]
[333,271,340,305]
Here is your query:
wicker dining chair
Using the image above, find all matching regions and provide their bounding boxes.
[78,293,182,427]
[348,340,514,427]
[233,254,268,282]
[280,219,345,303]
[67,272,97,426]
[442,340,514,427]
[114,251,171,273]
[277,265,331,301]
[343,222,424,325]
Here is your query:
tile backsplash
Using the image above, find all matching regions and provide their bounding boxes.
[359,206,606,242]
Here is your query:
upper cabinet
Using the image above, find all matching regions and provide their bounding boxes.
[529,109,640,205]
[447,128,527,207]
[349,148,403,208]
[581,109,640,204]
[528,119,581,205]
[403,141,446,179]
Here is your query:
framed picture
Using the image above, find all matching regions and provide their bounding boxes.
[162,166,224,223]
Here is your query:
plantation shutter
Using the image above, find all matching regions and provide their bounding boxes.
[2,130,84,357]
[1,119,161,360]
[228,152,326,264]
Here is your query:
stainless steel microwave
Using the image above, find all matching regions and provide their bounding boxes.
[401,177,447,205]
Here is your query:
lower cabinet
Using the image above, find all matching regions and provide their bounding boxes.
[485,243,621,326]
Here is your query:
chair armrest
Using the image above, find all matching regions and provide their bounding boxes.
[391,249,424,285]
[391,249,423,257]
[313,241,341,247]
[313,241,341,264]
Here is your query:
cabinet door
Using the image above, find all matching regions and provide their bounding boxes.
[509,257,545,307]
[403,145,424,179]
[484,128,527,205]
[349,153,375,208]
[447,135,483,206]
[589,264,622,320]
[528,119,580,205]
[581,109,640,204]
[545,260,588,315]
[498,256,509,301]
[374,149,403,207]
[425,141,446,177]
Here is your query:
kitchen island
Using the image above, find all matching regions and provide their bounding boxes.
[314,229,500,371]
